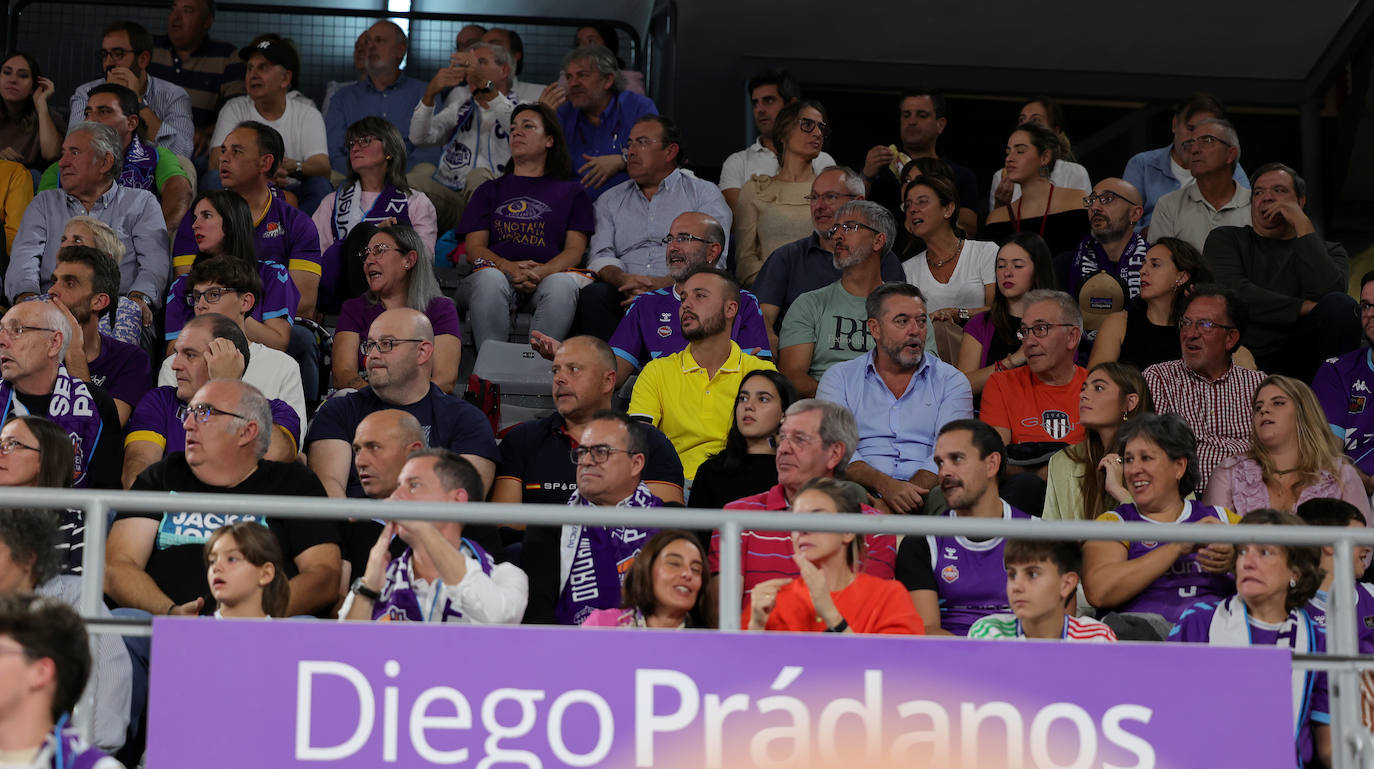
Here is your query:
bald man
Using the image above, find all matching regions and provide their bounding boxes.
[1063,177,1148,301]
[353,409,425,500]
[307,307,499,499]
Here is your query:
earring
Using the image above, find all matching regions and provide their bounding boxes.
[1289,578,1297,588]
[1121,412,1129,422]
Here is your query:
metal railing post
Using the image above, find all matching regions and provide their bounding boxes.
[74,496,106,742]
[1332,540,1364,768]
[718,521,742,630]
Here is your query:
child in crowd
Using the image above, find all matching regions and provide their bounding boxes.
[969,539,1117,641]
[204,522,291,619]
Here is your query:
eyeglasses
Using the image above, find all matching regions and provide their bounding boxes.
[346,136,378,150]
[623,136,665,150]
[826,221,881,238]
[0,323,57,338]
[1016,323,1076,340]
[187,287,238,307]
[185,402,249,424]
[1358,301,1374,316]
[361,243,402,258]
[660,233,715,246]
[97,47,132,61]
[803,192,858,203]
[1178,317,1235,333]
[360,337,424,355]
[797,117,830,136]
[0,438,39,456]
[1083,191,1139,208]
[776,430,816,447]
[569,444,634,465]
[1181,135,1232,152]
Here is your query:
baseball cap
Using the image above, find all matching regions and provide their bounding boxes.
[240,38,299,81]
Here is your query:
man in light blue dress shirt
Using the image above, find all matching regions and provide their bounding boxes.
[71,20,194,160]
[817,282,973,514]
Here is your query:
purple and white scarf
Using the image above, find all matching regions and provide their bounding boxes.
[1071,233,1148,300]
[0,366,105,487]
[556,483,663,625]
[371,539,495,623]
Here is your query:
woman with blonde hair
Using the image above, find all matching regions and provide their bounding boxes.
[1205,375,1370,518]
[1043,362,1153,520]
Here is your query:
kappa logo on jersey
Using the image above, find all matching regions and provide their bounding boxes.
[496,196,552,221]
[657,325,672,338]
[941,564,959,583]
[1355,380,1371,394]
[1040,409,1072,440]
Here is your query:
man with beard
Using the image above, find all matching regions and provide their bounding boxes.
[779,200,897,397]
[327,21,435,175]
[1150,119,1250,252]
[628,266,775,481]
[1063,178,1148,300]
[71,20,194,158]
[45,245,150,425]
[817,282,972,514]
[894,419,1034,635]
[602,212,769,384]
[553,44,658,201]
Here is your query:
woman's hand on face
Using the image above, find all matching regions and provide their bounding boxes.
[31,76,54,104]
[792,553,831,606]
[748,577,791,630]
[1098,453,1129,504]
[993,175,1015,208]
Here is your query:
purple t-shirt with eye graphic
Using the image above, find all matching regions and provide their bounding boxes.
[455,174,595,264]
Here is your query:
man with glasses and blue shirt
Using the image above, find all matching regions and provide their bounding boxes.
[576,115,731,340]
[1149,119,1250,252]
[109,378,341,617]
[818,282,972,514]
[1143,285,1265,494]
[125,313,301,488]
[306,307,498,499]
[0,297,121,489]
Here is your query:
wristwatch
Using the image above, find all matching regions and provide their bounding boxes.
[350,577,381,602]
[126,291,150,309]
[958,307,970,321]
[294,158,303,175]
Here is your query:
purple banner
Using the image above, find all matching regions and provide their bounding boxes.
[149,618,1292,768]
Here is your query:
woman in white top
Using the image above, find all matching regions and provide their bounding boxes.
[989,97,1092,210]
[901,174,995,360]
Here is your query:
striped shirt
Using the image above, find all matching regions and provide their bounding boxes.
[968,613,1118,641]
[708,483,897,594]
[71,74,194,158]
[1143,358,1265,493]
[150,35,246,131]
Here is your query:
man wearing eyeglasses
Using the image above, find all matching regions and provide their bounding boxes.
[1143,285,1265,493]
[523,411,662,624]
[307,307,499,499]
[752,167,906,337]
[326,22,434,177]
[111,379,342,618]
[1150,119,1250,252]
[717,70,837,211]
[779,200,897,397]
[577,115,731,340]
[981,289,1088,450]
[1064,178,1147,300]
[1204,163,1358,380]
[70,20,193,159]
[0,298,122,489]
[124,313,302,488]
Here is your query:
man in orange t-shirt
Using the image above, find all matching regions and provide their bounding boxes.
[980,289,1088,449]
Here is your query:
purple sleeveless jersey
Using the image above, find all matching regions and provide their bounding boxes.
[1103,501,1237,623]
[928,502,1034,636]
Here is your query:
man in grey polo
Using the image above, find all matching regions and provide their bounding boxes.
[1149,118,1250,251]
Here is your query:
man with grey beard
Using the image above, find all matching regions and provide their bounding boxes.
[778,200,898,397]
[1064,177,1148,301]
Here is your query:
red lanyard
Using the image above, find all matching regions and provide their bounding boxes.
[1012,184,1055,237]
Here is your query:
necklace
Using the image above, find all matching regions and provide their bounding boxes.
[1272,467,1299,475]
[928,238,964,270]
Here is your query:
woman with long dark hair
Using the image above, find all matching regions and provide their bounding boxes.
[1043,362,1152,521]
[455,102,595,354]
[981,123,1089,255]
[956,232,1058,396]
[689,370,799,509]
[0,51,63,166]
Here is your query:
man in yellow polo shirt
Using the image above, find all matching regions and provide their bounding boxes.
[629,265,776,480]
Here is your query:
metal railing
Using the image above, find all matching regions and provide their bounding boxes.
[4,486,1374,767]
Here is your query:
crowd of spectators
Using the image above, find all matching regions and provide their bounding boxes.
[0,4,1369,767]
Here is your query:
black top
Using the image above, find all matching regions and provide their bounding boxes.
[1119,303,1181,372]
[688,452,778,510]
[125,454,339,613]
[981,208,1090,257]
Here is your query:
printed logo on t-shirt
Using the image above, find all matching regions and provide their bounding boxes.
[155,512,269,550]
[1351,395,1367,415]
[263,221,283,238]
[828,316,871,353]
[496,196,553,221]
[656,325,671,338]
[1040,410,1072,440]
[1355,380,1371,394]
[943,546,958,560]
[941,564,959,583]
[658,312,673,323]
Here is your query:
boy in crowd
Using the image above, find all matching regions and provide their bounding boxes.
[968,540,1117,641]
